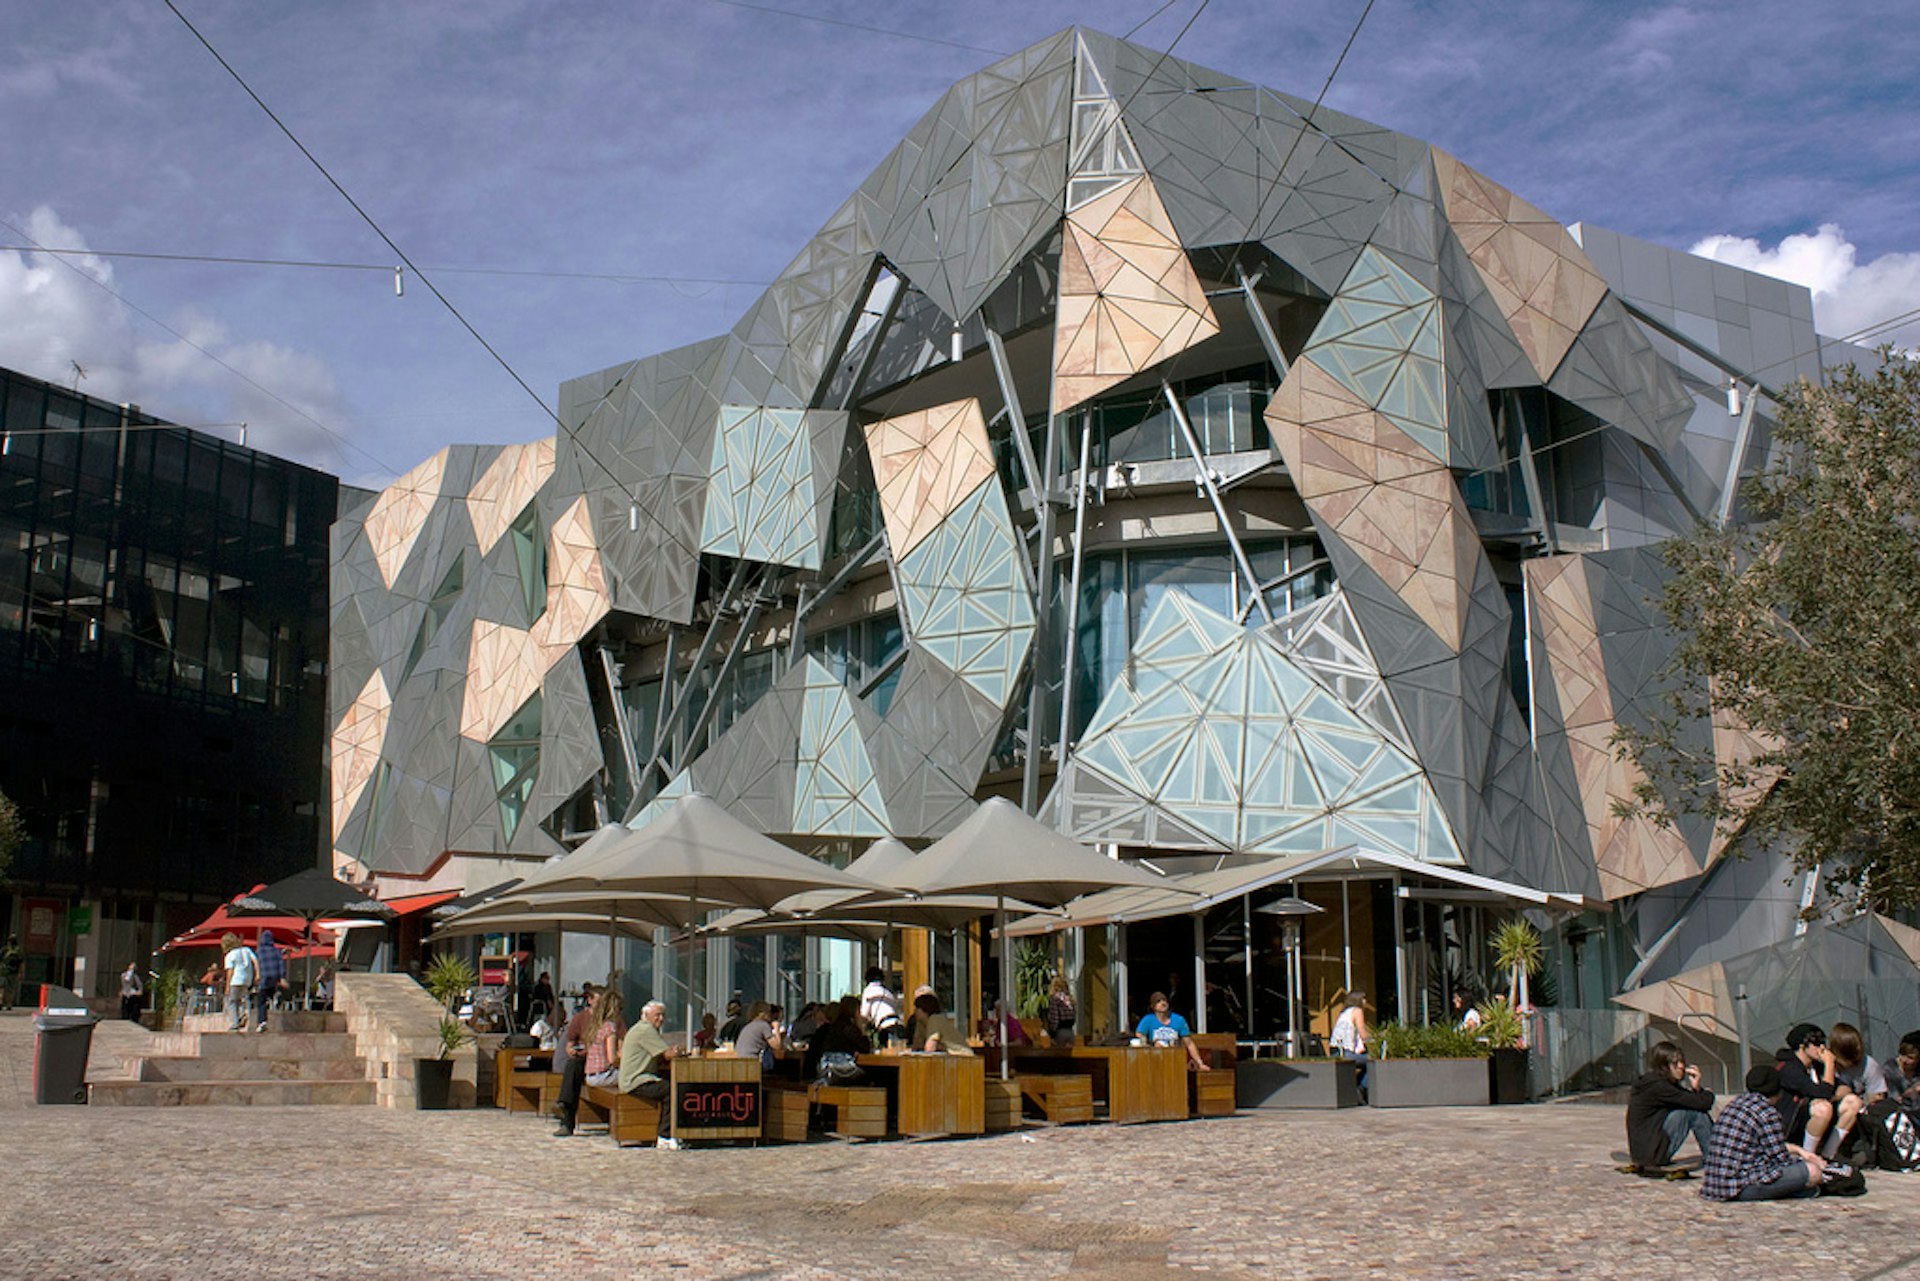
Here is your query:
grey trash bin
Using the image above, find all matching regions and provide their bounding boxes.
[33,984,98,1105]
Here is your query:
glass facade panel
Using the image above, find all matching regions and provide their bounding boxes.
[0,366,336,906]
[489,693,543,843]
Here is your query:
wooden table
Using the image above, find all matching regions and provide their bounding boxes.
[670,1055,762,1141]
[1009,1047,1189,1124]
[856,1052,986,1137]
[493,1046,553,1111]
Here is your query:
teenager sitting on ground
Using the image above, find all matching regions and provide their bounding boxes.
[1776,1022,1859,1158]
[1889,1031,1920,1112]
[1829,1021,1889,1109]
[1701,1064,1826,1201]
[1625,1040,1715,1171]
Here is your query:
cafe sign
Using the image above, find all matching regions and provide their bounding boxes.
[674,1081,761,1129]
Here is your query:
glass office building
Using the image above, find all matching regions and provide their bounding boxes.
[0,366,338,995]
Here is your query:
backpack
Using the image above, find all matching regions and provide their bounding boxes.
[1819,1166,1868,1197]
[1864,1099,1920,1171]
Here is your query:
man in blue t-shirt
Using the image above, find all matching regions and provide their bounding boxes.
[1134,992,1208,1069]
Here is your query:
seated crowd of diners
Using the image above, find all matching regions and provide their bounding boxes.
[1625,1020,1920,1199]
[540,965,1221,1146]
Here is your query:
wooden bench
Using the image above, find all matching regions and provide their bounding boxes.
[493,1046,555,1110]
[766,1080,888,1139]
[1020,1073,1094,1124]
[762,1083,811,1143]
[1189,1068,1235,1117]
[984,1078,1023,1132]
[580,1084,664,1146]
[507,1070,563,1116]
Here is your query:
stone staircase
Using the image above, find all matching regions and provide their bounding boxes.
[90,1011,375,1106]
[334,971,477,1109]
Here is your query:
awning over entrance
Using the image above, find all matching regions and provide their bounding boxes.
[1003,844,1583,937]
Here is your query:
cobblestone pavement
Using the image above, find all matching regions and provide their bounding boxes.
[5,1012,1919,1280]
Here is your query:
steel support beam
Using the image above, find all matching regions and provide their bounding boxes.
[1165,382,1273,623]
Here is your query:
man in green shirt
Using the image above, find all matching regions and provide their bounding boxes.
[619,999,683,1149]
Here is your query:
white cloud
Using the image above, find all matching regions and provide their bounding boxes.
[0,206,360,471]
[1690,224,1920,349]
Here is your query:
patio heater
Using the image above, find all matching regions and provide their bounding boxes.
[1257,897,1323,1058]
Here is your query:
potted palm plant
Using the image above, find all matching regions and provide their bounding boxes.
[417,953,475,1110]
[1474,997,1532,1104]
[1486,919,1543,1105]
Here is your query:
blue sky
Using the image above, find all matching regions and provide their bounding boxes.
[1,1,1912,485]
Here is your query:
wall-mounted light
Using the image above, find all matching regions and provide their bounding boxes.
[395,267,405,297]
[951,326,964,362]
[1726,382,1743,416]
[628,502,639,532]
[87,618,98,642]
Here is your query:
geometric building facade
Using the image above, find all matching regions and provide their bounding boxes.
[330,29,1891,1056]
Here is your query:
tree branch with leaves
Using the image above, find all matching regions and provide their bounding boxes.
[1616,352,1920,908]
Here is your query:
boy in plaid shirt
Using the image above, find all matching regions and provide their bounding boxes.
[254,929,288,1033]
[1701,1064,1826,1201]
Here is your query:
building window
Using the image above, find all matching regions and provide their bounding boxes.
[507,503,546,626]
[402,554,464,682]
[489,693,543,843]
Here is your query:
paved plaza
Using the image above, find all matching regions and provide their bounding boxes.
[4,1014,1919,1280]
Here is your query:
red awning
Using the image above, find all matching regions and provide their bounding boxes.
[160,901,337,955]
[382,890,460,917]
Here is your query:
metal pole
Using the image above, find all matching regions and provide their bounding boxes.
[1114,922,1129,1038]
[1164,382,1273,623]
[1391,876,1408,1024]
[1056,414,1093,753]
[1192,912,1207,1034]
[1340,878,1353,991]
[1242,894,1255,1044]
[998,893,1010,1081]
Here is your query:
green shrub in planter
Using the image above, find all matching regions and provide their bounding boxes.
[1375,1021,1490,1059]
[1472,999,1525,1050]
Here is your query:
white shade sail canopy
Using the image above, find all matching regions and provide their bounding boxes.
[893,797,1172,908]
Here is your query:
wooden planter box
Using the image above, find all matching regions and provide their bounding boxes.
[1369,1057,1490,1107]
[1235,1058,1360,1109]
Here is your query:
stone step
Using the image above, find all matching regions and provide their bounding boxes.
[182,1011,345,1035]
[89,1078,376,1107]
[134,1054,368,1083]
[148,1031,360,1059]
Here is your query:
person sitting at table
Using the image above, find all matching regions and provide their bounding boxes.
[790,1001,829,1044]
[733,1001,784,1070]
[978,999,1030,1047]
[692,1011,719,1052]
[1045,974,1077,1048]
[804,996,869,1082]
[717,996,747,1045]
[551,982,600,1138]
[1135,992,1207,1070]
[619,999,684,1149]
[860,967,905,1045]
[583,988,626,1088]
[911,992,971,1053]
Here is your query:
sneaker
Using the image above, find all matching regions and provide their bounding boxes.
[551,1126,574,1138]
[655,1137,681,1150]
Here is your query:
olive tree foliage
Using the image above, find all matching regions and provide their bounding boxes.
[1618,354,1920,909]
[0,788,22,885]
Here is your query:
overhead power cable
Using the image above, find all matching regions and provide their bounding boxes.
[0,215,395,477]
[162,1,697,554]
[0,244,767,290]
[697,0,1006,57]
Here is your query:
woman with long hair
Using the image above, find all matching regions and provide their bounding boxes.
[583,988,626,1088]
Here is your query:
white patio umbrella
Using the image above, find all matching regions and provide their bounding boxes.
[503,794,891,1044]
[892,797,1180,1077]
